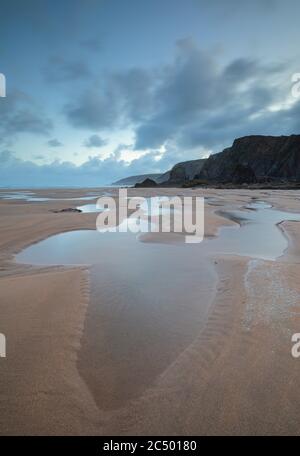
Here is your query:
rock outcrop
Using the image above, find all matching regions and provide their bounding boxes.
[196,135,300,183]
[52,208,82,213]
[231,164,257,184]
[134,178,158,188]
[112,172,170,186]
[113,135,300,188]
[168,159,207,184]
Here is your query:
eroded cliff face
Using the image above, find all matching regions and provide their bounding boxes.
[113,135,300,188]
[166,135,300,185]
[196,135,300,183]
[168,159,207,183]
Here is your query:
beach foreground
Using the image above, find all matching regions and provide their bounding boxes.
[0,187,300,435]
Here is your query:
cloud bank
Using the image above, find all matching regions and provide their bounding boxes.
[1,39,299,186]
[0,149,170,187]
[64,39,298,154]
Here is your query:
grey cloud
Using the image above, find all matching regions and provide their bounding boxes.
[180,98,300,153]
[45,56,90,83]
[111,143,132,160]
[64,67,153,131]
[63,39,297,155]
[223,58,259,82]
[0,147,171,187]
[64,82,122,130]
[47,138,63,147]
[0,149,16,165]
[111,68,154,123]
[0,90,52,142]
[134,40,293,150]
[6,110,51,135]
[84,134,107,148]
[134,123,172,150]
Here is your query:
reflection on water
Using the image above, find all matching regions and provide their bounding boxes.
[245,200,273,210]
[77,203,102,213]
[77,196,177,214]
[15,198,300,407]
[0,191,101,202]
[16,199,300,264]
[0,191,49,201]
[16,216,216,408]
[209,201,300,261]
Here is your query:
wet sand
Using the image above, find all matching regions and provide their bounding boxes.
[0,187,300,435]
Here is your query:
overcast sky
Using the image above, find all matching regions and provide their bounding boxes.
[1,0,300,186]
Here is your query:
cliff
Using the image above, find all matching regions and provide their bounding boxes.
[167,159,207,184]
[112,135,300,188]
[112,173,168,186]
[196,135,300,183]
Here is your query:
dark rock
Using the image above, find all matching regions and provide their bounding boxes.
[51,208,82,213]
[231,164,257,184]
[168,159,207,184]
[181,179,209,188]
[197,135,300,183]
[116,135,300,188]
[113,173,164,186]
[134,178,158,188]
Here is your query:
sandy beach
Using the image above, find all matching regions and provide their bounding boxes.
[0,187,300,435]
